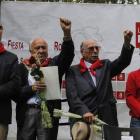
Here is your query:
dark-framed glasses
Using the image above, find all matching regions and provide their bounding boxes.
[0,26,3,30]
[83,46,101,51]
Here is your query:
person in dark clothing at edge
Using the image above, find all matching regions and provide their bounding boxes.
[0,22,21,140]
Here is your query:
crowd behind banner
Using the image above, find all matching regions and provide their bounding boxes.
[1,1,140,139]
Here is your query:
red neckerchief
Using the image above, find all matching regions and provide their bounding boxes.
[0,42,6,53]
[22,57,51,67]
[77,58,103,77]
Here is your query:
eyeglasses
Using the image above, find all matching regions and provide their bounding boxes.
[83,46,101,51]
[0,26,3,30]
[34,46,47,51]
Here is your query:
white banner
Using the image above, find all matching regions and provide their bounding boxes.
[1,2,139,139]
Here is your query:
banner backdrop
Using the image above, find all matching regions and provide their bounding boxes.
[1,2,140,139]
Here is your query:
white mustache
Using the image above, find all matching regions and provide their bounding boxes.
[38,54,45,57]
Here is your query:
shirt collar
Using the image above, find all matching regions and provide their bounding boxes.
[41,58,47,64]
[84,60,93,68]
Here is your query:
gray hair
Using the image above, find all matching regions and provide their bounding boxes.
[0,22,3,30]
[80,42,84,51]
[29,38,48,51]
[29,39,33,51]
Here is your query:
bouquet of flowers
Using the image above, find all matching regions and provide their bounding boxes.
[23,54,53,128]
[53,109,106,134]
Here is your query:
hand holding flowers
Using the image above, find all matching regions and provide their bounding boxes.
[32,81,46,93]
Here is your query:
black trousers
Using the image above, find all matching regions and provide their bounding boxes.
[17,107,59,140]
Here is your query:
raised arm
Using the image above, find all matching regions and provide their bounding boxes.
[109,30,134,78]
[60,17,72,41]
[51,18,74,78]
[123,30,133,49]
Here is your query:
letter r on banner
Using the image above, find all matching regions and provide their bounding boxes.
[136,22,140,48]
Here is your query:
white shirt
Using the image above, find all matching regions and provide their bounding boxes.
[84,60,96,87]
[27,71,38,104]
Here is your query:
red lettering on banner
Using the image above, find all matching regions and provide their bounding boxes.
[117,91,125,100]
[113,91,116,99]
[54,42,62,51]
[62,80,65,89]
[117,73,125,81]
[18,57,23,64]
[20,57,23,63]
[8,40,24,49]
[136,22,140,48]
[111,76,116,81]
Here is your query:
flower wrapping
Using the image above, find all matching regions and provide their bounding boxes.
[53,109,106,134]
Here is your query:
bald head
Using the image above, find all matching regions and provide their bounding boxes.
[30,38,48,63]
[83,39,97,49]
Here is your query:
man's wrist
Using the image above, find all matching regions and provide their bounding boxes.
[63,34,71,41]
[124,43,131,49]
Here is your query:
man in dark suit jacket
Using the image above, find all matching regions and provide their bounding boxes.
[65,30,134,134]
[16,18,74,140]
[0,22,20,140]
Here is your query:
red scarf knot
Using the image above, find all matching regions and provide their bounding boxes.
[77,58,103,77]
[0,42,6,53]
[22,57,51,67]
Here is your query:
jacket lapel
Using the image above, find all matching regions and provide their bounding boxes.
[96,66,103,88]
[20,63,29,85]
[78,67,95,88]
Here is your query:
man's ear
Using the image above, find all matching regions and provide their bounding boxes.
[29,50,32,55]
[81,49,84,57]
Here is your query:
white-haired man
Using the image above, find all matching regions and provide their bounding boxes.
[16,18,74,140]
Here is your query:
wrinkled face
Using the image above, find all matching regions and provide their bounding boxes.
[30,38,48,63]
[0,23,3,41]
[81,39,100,64]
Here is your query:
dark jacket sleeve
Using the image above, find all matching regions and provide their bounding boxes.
[49,40,75,78]
[0,55,21,101]
[109,45,134,78]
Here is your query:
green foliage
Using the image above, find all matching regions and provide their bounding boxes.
[95,0,106,3]
[121,0,125,4]
[0,0,139,4]
[110,0,117,3]
[30,64,44,81]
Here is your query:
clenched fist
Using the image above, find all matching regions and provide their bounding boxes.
[124,30,133,49]
[60,17,71,39]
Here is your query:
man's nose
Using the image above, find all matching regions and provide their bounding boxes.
[93,47,98,52]
[38,48,44,53]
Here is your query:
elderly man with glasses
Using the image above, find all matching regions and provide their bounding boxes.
[65,30,134,139]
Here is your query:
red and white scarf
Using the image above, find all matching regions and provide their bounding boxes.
[77,58,103,77]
